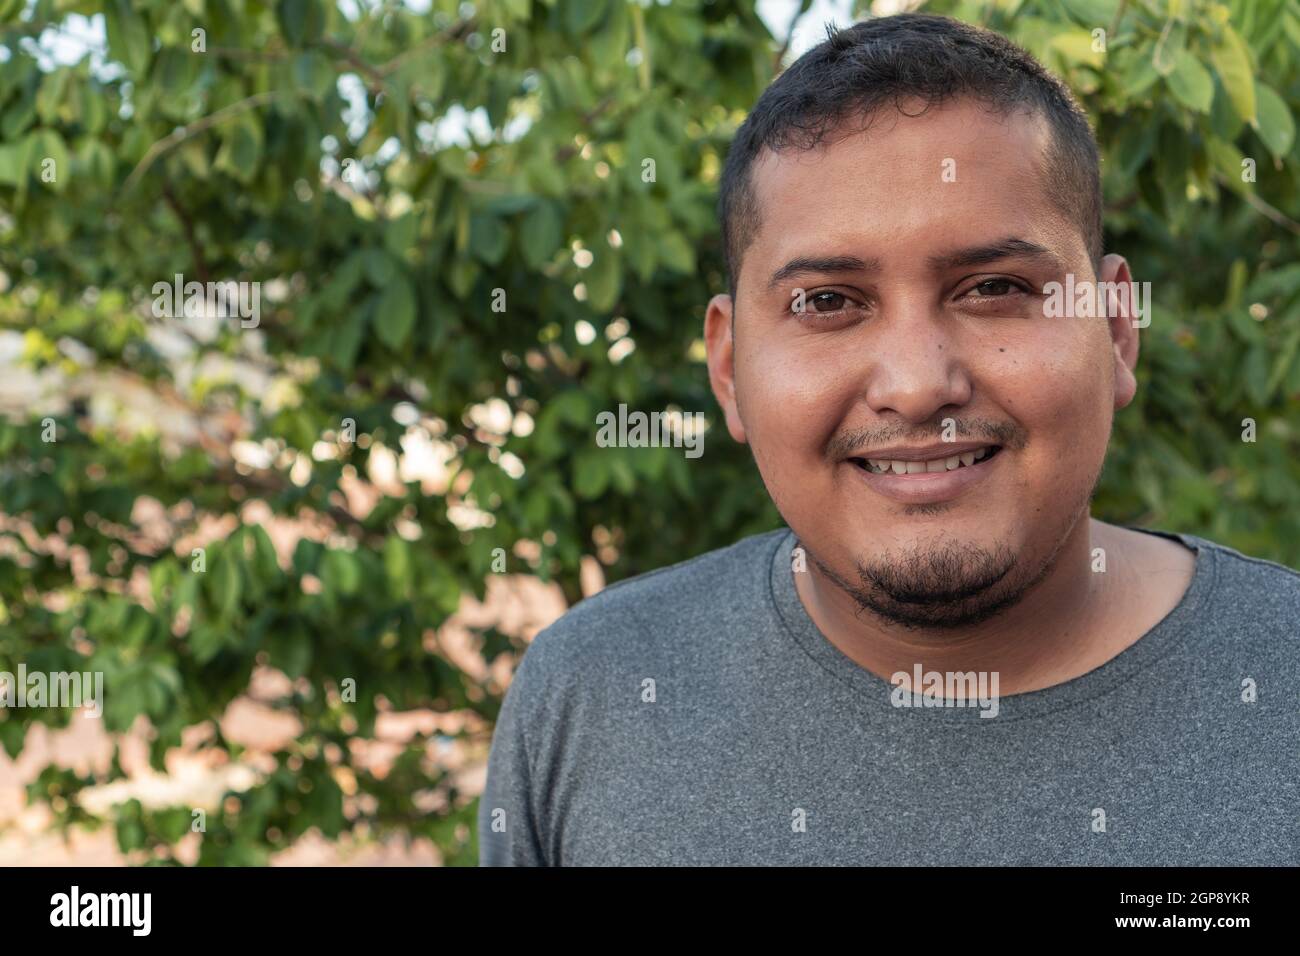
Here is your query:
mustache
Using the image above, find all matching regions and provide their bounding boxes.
[824,419,1028,462]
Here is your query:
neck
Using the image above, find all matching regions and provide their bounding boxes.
[793,514,1127,696]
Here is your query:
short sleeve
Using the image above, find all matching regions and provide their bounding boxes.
[477,642,549,866]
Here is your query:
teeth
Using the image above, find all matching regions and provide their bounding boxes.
[861,447,995,475]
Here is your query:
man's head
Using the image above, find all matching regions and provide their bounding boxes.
[705,13,1141,629]
[717,13,1105,300]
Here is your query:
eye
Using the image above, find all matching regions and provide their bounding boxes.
[791,289,861,317]
[954,276,1036,311]
[971,278,1018,296]
[809,291,847,312]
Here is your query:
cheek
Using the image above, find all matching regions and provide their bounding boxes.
[737,336,856,458]
[986,330,1115,474]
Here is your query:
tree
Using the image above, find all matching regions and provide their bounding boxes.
[0,0,1295,864]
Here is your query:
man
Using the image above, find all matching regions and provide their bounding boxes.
[478,14,1299,866]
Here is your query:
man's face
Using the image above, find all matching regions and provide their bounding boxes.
[706,98,1139,628]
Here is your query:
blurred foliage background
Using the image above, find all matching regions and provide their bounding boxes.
[0,0,1295,865]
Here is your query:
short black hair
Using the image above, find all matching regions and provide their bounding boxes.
[717,13,1103,299]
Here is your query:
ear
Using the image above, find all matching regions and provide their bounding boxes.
[1099,253,1139,411]
[705,293,748,444]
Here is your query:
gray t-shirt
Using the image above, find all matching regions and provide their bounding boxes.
[477,527,1299,865]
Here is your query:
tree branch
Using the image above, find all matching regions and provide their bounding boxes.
[772,2,804,73]
[376,19,477,76]
[121,90,289,195]
[1214,174,1300,236]
[161,184,211,286]
[554,97,618,163]
[315,38,388,96]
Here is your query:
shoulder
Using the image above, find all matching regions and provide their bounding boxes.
[1191,533,1300,597]
[1177,532,1300,640]
[507,528,789,694]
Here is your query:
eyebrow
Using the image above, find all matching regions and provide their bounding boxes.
[766,255,878,292]
[927,237,1059,271]
[764,238,1061,294]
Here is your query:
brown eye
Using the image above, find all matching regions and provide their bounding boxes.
[973,279,1015,296]
[810,291,847,312]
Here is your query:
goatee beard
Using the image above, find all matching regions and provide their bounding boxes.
[808,537,1057,630]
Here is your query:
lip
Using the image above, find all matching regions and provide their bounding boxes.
[846,440,994,461]
[844,446,1002,504]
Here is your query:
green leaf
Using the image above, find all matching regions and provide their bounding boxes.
[1244,263,1300,302]
[270,625,311,679]
[585,248,621,313]
[659,232,695,273]
[104,0,152,75]
[469,213,508,265]
[383,535,412,596]
[1120,49,1160,96]
[213,115,263,182]
[1112,119,1158,177]
[250,525,281,580]
[1,89,36,140]
[293,50,336,99]
[1152,25,1186,78]
[78,80,108,134]
[364,248,398,286]
[189,621,227,665]
[173,573,199,616]
[116,810,147,853]
[566,0,608,36]
[208,550,243,618]
[1253,85,1295,159]
[0,719,24,760]
[319,252,365,308]
[1166,50,1213,113]
[1210,76,1246,140]
[374,274,417,349]
[149,560,174,611]
[0,142,25,186]
[277,0,325,47]
[1057,0,1121,25]
[34,129,69,193]
[1265,321,1300,399]
[321,549,361,596]
[34,68,69,125]
[609,454,635,494]
[385,212,419,257]
[332,305,366,369]
[1049,29,1105,69]
[1205,135,1250,195]
[1208,25,1255,124]
[573,449,611,499]
[520,201,564,269]
[1245,345,1271,405]
[589,0,630,71]
[292,539,323,577]
[155,808,193,844]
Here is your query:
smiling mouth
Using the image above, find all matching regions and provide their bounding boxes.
[849,444,1003,475]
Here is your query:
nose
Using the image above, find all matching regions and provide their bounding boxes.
[861,298,973,425]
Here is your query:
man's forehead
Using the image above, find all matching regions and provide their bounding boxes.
[750,98,1053,193]
[742,100,1062,269]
